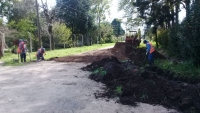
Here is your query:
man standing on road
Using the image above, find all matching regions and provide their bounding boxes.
[143,40,155,66]
[36,47,46,61]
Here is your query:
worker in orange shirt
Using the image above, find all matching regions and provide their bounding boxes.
[143,40,155,66]
[18,40,27,62]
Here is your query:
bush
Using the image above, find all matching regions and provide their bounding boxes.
[10,46,18,54]
[178,0,200,66]
[168,27,180,56]
[157,29,169,49]
[110,36,118,43]
[104,35,119,43]
[100,38,105,44]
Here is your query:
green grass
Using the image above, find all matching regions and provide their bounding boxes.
[0,43,115,66]
[155,59,200,80]
[140,40,200,81]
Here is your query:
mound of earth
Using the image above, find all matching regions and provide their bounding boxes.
[51,42,200,112]
[51,42,166,63]
[112,42,166,65]
[82,57,200,113]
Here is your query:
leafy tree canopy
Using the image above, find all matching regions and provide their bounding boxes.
[111,18,125,37]
[55,0,92,34]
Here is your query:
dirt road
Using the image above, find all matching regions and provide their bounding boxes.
[0,61,178,113]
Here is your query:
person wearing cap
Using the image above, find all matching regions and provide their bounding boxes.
[18,40,27,62]
[36,47,46,61]
[143,40,155,66]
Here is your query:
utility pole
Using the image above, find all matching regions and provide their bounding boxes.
[35,0,41,47]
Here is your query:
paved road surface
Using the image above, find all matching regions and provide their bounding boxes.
[0,61,178,113]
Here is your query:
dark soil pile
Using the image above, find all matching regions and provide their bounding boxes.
[50,42,166,64]
[51,55,113,63]
[112,42,166,65]
[51,42,200,112]
[82,57,200,113]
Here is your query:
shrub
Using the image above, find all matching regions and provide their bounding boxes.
[157,29,169,49]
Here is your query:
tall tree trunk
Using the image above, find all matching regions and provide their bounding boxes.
[51,32,54,50]
[41,1,55,50]
[185,0,190,18]
[49,34,52,51]
[175,0,179,25]
[155,26,158,49]
[48,24,54,50]
[98,15,101,44]
[171,1,175,27]
[36,0,41,48]
[49,33,54,50]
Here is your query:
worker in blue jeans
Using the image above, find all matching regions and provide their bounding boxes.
[36,47,46,61]
[143,40,155,66]
[18,40,27,62]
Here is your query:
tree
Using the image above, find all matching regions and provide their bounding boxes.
[53,22,72,48]
[9,0,36,23]
[55,0,92,35]
[6,0,39,50]
[90,0,110,43]
[40,0,56,50]
[111,18,125,38]
[8,19,35,38]
[55,0,95,46]
[118,0,135,19]
[137,28,141,39]
[100,22,113,43]
[179,0,200,66]
[6,18,36,50]
[0,0,14,22]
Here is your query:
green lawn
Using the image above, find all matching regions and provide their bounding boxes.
[0,43,115,66]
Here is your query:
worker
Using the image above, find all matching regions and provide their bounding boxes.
[143,40,155,66]
[36,47,46,61]
[18,40,27,62]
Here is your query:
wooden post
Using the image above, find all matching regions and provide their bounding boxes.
[2,33,5,56]
[82,34,83,46]
[0,32,2,58]
[0,31,4,58]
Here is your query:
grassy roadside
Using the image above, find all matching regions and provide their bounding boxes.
[0,43,115,66]
[140,41,200,82]
[155,59,200,82]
